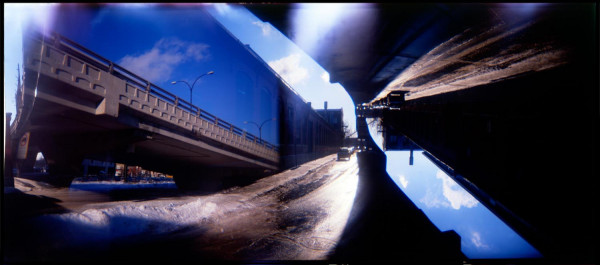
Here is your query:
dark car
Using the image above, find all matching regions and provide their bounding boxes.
[337,147,354,161]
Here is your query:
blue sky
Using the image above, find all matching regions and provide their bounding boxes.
[3,3,356,145]
[367,119,542,259]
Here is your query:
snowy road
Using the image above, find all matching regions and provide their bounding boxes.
[4,154,360,262]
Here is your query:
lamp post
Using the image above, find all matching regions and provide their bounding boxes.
[244,118,276,142]
[171,70,214,105]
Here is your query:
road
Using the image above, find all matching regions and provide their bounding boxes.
[4,154,359,262]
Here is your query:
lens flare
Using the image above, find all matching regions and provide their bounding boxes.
[290,3,377,60]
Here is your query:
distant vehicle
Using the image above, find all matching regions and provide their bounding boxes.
[337,147,354,161]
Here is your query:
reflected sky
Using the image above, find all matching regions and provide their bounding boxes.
[367,119,542,259]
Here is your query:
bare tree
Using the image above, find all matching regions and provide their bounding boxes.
[343,121,356,139]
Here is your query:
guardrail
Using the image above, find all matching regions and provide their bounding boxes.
[34,31,278,152]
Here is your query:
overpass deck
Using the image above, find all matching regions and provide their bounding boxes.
[13,31,279,183]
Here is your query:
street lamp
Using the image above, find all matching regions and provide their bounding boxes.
[244,118,276,142]
[171,70,214,105]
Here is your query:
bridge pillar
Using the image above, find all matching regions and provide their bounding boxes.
[4,113,14,188]
[172,166,266,192]
[173,168,226,191]
[43,155,83,187]
[35,134,84,187]
[16,144,40,176]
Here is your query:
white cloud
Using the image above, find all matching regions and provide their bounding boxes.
[321,71,330,83]
[436,170,478,210]
[398,175,408,188]
[252,21,273,36]
[118,38,209,83]
[419,170,479,210]
[268,53,309,86]
[471,231,490,249]
[420,188,450,208]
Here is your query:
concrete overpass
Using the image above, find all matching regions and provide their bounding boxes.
[11,31,279,187]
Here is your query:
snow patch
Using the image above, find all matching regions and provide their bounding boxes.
[70,181,176,192]
[80,209,111,226]
[37,195,242,245]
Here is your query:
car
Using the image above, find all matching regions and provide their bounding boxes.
[337,147,354,161]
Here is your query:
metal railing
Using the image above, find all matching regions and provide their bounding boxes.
[33,31,278,151]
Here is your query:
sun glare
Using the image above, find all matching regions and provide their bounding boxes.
[290,3,376,59]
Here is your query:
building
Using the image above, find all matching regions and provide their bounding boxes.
[315,101,344,136]
[277,86,344,168]
[222,16,345,169]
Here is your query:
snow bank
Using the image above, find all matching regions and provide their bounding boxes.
[70,181,176,192]
[36,193,247,247]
